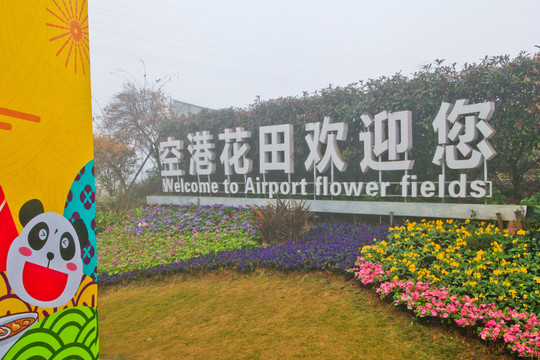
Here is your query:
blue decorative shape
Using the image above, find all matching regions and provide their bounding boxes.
[63,160,96,280]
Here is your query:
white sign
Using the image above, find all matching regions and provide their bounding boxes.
[160,99,496,200]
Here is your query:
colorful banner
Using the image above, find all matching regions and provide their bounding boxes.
[0,2,98,359]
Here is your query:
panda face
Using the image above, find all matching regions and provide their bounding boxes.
[6,213,83,308]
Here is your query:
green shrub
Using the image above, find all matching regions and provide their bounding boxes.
[521,193,540,230]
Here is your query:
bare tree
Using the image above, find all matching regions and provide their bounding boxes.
[100,78,177,176]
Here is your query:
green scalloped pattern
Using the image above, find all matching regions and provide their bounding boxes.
[2,307,98,360]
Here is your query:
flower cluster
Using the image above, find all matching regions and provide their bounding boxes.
[359,219,540,312]
[128,203,258,235]
[99,222,388,285]
[352,257,540,357]
[352,219,540,358]
[97,204,259,275]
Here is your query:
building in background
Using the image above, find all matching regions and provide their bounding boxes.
[172,99,210,116]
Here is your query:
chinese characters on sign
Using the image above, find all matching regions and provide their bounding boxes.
[218,127,252,175]
[359,110,413,172]
[159,99,496,200]
[187,131,216,176]
[305,117,348,173]
[432,99,496,169]
[159,137,185,177]
[259,124,294,174]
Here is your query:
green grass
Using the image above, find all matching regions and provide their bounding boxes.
[99,270,511,360]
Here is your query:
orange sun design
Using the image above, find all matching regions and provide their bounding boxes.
[46,0,89,74]
[0,107,41,131]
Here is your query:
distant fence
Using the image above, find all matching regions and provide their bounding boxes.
[147,195,528,222]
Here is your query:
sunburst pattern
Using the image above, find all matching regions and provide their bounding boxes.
[46,0,89,74]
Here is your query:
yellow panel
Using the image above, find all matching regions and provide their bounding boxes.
[0,1,92,220]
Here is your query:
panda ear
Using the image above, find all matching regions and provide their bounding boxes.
[19,199,45,227]
[72,219,88,249]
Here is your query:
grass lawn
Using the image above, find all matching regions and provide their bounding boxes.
[99,270,511,360]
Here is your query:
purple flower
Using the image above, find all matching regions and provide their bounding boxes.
[99,221,388,286]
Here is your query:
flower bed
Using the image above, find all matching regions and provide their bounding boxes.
[98,206,540,356]
[128,203,258,235]
[351,219,540,358]
[98,204,259,275]
[98,222,388,285]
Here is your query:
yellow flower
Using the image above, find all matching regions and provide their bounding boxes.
[517,229,526,236]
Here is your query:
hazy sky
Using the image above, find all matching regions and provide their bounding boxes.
[88,0,539,114]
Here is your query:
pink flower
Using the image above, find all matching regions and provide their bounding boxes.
[351,259,540,357]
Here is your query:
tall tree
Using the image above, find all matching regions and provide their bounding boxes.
[101,79,177,175]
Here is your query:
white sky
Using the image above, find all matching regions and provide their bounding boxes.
[88,0,540,114]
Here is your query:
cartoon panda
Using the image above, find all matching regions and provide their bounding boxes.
[6,199,88,308]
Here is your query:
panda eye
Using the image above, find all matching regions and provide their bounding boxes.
[39,229,47,240]
[59,232,75,261]
[28,222,49,250]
